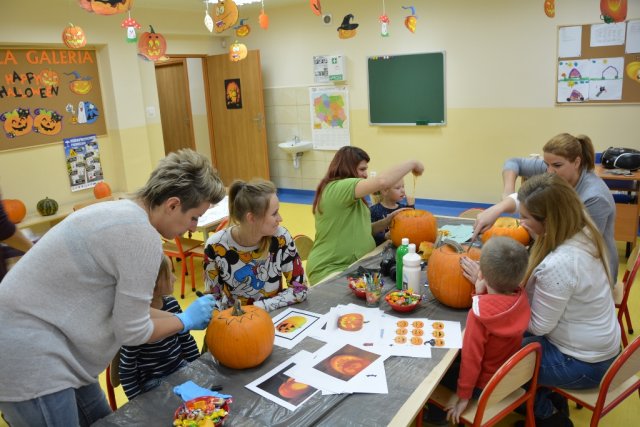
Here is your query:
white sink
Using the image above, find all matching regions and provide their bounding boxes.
[278,139,313,155]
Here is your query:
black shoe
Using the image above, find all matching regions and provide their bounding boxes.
[548,392,570,417]
[514,411,574,427]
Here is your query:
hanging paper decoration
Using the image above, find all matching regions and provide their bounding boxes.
[77,0,93,12]
[310,0,322,16]
[379,0,389,37]
[229,40,248,62]
[234,19,251,37]
[544,0,555,18]
[62,23,87,49]
[214,0,239,33]
[626,61,640,83]
[204,3,214,33]
[91,0,134,15]
[259,0,269,30]
[600,0,627,23]
[121,13,142,43]
[337,14,359,39]
[402,6,418,33]
[138,25,169,62]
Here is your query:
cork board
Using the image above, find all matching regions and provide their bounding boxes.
[0,47,107,151]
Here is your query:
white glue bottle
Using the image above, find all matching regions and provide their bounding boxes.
[403,243,422,295]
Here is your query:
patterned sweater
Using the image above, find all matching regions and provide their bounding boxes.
[203,225,308,312]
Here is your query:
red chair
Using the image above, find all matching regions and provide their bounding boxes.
[215,216,229,232]
[550,335,640,427]
[163,237,205,299]
[105,351,121,410]
[613,244,640,347]
[424,342,542,427]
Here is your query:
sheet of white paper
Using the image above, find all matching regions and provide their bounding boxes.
[439,225,473,244]
[590,22,626,47]
[272,308,326,350]
[245,351,321,411]
[427,320,463,349]
[585,57,625,101]
[626,19,640,53]
[380,317,433,358]
[315,304,384,346]
[197,195,229,228]
[558,26,582,58]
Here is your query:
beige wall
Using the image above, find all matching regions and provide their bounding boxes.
[1,0,638,215]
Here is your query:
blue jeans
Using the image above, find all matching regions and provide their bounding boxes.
[0,382,112,427]
[522,335,618,419]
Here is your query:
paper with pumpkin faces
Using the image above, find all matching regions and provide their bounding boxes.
[272,308,325,350]
[314,304,382,345]
[381,317,462,356]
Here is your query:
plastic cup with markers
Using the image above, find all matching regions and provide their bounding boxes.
[364,273,382,307]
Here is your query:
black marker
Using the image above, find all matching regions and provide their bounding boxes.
[196,291,204,298]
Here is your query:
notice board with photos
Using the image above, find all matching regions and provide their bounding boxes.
[0,47,107,151]
[556,20,640,105]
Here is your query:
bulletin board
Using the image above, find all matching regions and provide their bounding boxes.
[0,47,106,151]
[556,20,640,105]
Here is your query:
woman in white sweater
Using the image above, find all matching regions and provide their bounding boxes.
[516,173,620,427]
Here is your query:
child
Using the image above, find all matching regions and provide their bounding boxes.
[370,179,413,246]
[119,255,201,400]
[425,236,530,425]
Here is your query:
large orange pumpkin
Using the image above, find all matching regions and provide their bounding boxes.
[1,199,27,224]
[205,300,275,369]
[427,241,481,309]
[389,209,437,247]
[480,217,530,245]
[93,181,112,199]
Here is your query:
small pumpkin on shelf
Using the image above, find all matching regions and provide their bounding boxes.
[37,197,59,216]
[1,199,27,224]
[93,181,112,199]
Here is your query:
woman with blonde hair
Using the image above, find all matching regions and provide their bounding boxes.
[203,179,308,312]
[472,133,618,279]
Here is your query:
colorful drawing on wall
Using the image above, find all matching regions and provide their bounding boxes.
[225,78,242,109]
[402,6,418,33]
[337,14,358,39]
[64,134,103,192]
[65,71,93,95]
[0,107,33,138]
[32,108,63,135]
[214,0,239,33]
[121,14,142,43]
[73,101,100,124]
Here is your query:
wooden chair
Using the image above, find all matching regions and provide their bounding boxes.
[293,234,314,261]
[105,350,121,410]
[613,243,640,347]
[163,236,205,299]
[424,342,542,427]
[549,335,640,427]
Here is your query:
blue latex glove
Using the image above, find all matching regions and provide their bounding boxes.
[173,380,232,401]
[175,294,216,333]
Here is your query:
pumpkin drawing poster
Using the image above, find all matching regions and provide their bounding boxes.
[0,48,106,151]
[225,78,242,109]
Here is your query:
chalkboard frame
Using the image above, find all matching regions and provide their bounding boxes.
[367,51,446,126]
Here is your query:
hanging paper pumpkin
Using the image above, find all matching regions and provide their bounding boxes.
[214,0,239,33]
[77,0,93,12]
[310,0,322,16]
[32,109,63,136]
[402,6,418,32]
[62,23,87,49]
[234,18,250,37]
[337,14,359,39]
[600,0,627,23]
[90,0,133,16]
[259,10,269,30]
[229,40,248,62]
[544,0,555,18]
[138,26,168,62]
[121,15,142,43]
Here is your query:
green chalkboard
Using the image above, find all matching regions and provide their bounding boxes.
[367,52,446,126]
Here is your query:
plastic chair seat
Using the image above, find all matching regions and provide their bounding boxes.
[163,237,205,299]
[553,375,640,409]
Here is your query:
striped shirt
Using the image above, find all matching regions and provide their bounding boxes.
[119,296,200,399]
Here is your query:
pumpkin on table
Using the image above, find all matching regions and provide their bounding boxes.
[205,300,275,369]
[427,240,481,309]
[389,209,437,247]
[480,217,530,245]
[1,199,27,224]
[37,197,59,216]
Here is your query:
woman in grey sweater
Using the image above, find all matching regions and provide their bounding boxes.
[0,149,225,427]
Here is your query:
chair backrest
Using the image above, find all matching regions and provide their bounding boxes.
[475,342,542,422]
[293,234,314,261]
[600,335,640,400]
[622,244,640,286]
[215,216,229,232]
[73,195,117,211]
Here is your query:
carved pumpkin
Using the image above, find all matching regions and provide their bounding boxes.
[600,0,627,23]
[93,181,112,199]
[206,300,275,369]
[90,0,133,15]
[337,313,364,331]
[276,315,307,333]
[1,199,27,224]
[427,241,481,309]
[62,23,87,49]
[278,378,311,399]
[32,109,63,136]
[0,108,33,138]
[418,241,434,261]
[389,209,437,247]
[544,0,555,18]
[229,41,247,62]
[138,26,168,61]
[40,69,59,87]
[214,0,239,33]
[480,217,530,245]
[329,354,371,376]
[37,197,59,216]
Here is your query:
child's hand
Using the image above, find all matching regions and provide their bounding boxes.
[460,257,480,284]
[445,397,469,424]
[176,295,216,333]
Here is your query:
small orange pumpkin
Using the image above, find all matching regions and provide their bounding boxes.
[93,181,112,199]
[389,209,437,247]
[138,26,167,61]
[1,199,27,224]
[427,241,481,309]
[205,300,275,369]
[62,23,87,49]
[480,217,530,245]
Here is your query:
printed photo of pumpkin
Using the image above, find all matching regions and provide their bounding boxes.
[396,328,408,335]
[433,338,445,347]
[256,365,318,407]
[314,344,380,381]
[276,315,307,334]
[277,378,313,401]
[62,23,87,49]
[32,109,63,136]
[432,330,445,338]
[410,337,423,345]
[0,108,33,138]
[396,320,409,328]
[337,313,364,331]
[394,335,407,344]
[214,0,239,33]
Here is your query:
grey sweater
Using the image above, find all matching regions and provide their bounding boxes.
[0,199,163,401]
[504,157,619,280]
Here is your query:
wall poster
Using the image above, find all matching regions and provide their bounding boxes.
[63,134,103,192]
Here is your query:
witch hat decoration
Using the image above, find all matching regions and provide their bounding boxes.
[337,13,359,39]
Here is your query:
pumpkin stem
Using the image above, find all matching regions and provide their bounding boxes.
[231,299,246,316]
[442,238,464,253]
[149,25,156,33]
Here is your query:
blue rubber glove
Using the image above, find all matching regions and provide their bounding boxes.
[174,381,232,401]
[175,294,216,333]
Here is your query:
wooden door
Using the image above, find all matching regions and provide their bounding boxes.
[205,50,269,185]
[155,59,195,154]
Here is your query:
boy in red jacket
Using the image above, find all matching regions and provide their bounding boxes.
[425,236,530,425]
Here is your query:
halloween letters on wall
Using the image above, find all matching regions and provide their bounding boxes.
[0,48,106,151]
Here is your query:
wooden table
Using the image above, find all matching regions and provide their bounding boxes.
[94,216,473,427]
[195,196,229,241]
[595,165,639,254]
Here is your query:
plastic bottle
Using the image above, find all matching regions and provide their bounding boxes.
[403,243,422,295]
[395,238,409,290]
